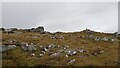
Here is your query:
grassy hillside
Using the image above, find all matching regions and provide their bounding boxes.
[1,29,119,66]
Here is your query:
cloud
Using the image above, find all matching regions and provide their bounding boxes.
[2,0,119,2]
[2,2,118,33]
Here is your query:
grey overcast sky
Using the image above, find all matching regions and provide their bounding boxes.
[1,0,119,2]
[2,2,118,33]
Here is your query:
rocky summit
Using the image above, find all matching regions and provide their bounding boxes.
[0,27,119,66]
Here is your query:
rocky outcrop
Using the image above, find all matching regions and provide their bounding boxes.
[30,26,44,33]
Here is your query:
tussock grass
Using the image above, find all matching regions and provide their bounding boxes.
[1,30,119,66]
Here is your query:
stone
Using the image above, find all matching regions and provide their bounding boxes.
[111,39,115,42]
[77,48,84,53]
[82,41,87,44]
[86,35,94,39]
[91,52,97,56]
[68,59,76,64]
[41,51,46,54]
[0,45,16,52]
[40,45,49,52]
[50,36,55,39]
[101,37,109,41]
[40,54,43,57]
[4,29,14,33]
[31,53,35,57]
[36,26,44,33]
[28,44,36,52]
[0,45,7,52]
[22,43,36,52]
[95,37,101,41]
[97,50,104,54]
[59,36,64,39]
[30,26,44,33]
[65,50,77,56]
[66,55,69,57]
[44,48,49,52]
[91,49,104,56]
[30,28,36,32]
[56,62,59,63]
[50,52,60,56]
[89,35,94,38]
[81,35,85,38]
[22,44,28,51]
[63,47,67,50]
[7,45,16,49]
[32,36,37,38]
[48,44,58,48]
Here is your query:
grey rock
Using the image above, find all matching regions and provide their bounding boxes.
[68,59,76,64]
[77,48,84,53]
[48,44,57,48]
[101,37,109,41]
[65,50,77,56]
[22,43,36,52]
[110,38,115,42]
[30,26,44,33]
[66,55,69,57]
[40,45,49,52]
[97,50,104,54]
[7,45,16,49]
[95,37,101,41]
[40,54,44,57]
[0,45,16,52]
[50,52,60,56]
[28,44,36,52]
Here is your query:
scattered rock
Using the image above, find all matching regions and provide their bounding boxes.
[97,50,104,54]
[101,37,109,41]
[41,51,46,54]
[95,37,101,41]
[7,45,16,49]
[30,26,44,33]
[82,41,87,44]
[66,55,69,57]
[68,59,76,64]
[39,45,49,52]
[39,54,44,57]
[31,53,35,57]
[4,29,14,34]
[0,45,16,52]
[56,62,59,63]
[91,52,98,56]
[65,50,77,56]
[50,52,60,57]
[22,43,36,52]
[28,44,36,52]
[48,44,58,48]
[111,39,115,42]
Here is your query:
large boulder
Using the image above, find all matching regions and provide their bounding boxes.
[36,26,44,33]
